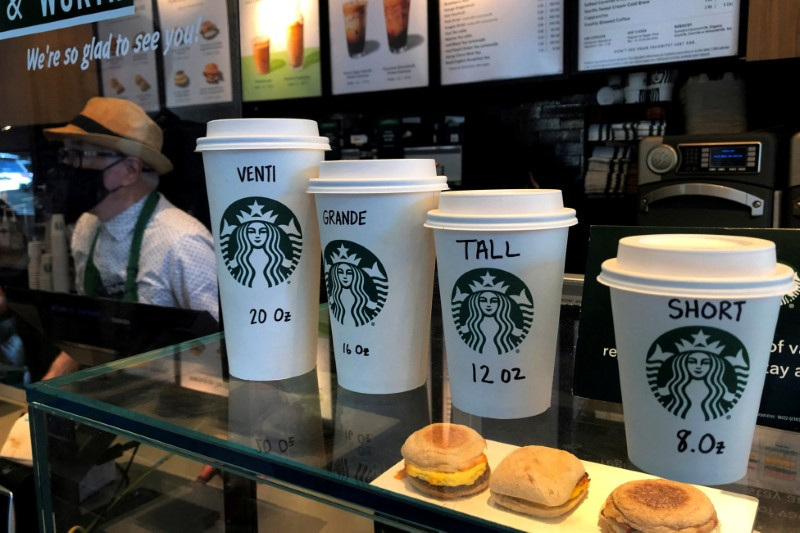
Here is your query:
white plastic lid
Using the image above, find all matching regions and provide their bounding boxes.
[598,234,795,297]
[196,118,331,151]
[424,189,578,231]
[307,159,448,194]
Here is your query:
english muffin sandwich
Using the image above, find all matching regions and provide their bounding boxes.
[400,423,490,500]
[489,446,589,518]
[203,63,223,84]
[174,70,189,87]
[599,478,719,533]
[200,20,219,40]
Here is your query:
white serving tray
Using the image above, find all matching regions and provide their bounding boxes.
[371,440,758,532]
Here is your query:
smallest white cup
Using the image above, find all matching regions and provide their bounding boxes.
[599,234,794,485]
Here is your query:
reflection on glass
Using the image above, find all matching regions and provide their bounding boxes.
[332,384,429,482]
[228,368,326,468]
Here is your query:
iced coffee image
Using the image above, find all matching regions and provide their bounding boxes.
[287,14,304,69]
[383,0,410,53]
[343,0,368,57]
[253,36,271,74]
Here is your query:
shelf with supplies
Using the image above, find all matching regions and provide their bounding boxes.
[25,301,800,532]
[582,103,675,198]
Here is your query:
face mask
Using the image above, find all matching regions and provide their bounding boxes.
[61,158,125,217]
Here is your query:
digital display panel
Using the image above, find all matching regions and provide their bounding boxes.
[709,146,748,168]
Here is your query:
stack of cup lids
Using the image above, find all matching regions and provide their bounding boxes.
[196,118,331,151]
[425,189,577,231]
[308,159,448,194]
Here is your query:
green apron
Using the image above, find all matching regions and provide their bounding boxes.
[83,192,159,302]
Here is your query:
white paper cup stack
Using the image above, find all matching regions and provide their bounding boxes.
[39,252,53,291]
[196,119,330,381]
[308,159,447,394]
[50,214,70,293]
[27,240,43,290]
[425,189,577,419]
[598,234,794,485]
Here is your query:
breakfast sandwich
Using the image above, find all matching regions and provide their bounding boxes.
[174,70,190,87]
[489,445,590,518]
[599,478,719,533]
[203,63,223,84]
[400,423,490,500]
[109,77,125,94]
[134,74,150,92]
[200,20,219,40]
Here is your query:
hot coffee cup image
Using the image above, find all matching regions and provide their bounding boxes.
[343,0,368,57]
[383,0,410,53]
[598,234,794,485]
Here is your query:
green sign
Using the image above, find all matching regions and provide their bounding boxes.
[574,226,800,432]
[0,0,133,41]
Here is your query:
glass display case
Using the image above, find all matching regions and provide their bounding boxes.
[25,303,800,532]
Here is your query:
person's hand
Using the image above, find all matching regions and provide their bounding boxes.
[41,351,81,380]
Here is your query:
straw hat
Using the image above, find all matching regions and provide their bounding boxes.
[43,97,173,175]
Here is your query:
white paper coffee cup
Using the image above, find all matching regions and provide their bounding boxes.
[598,234,794,485]
[308,159,447,394]
[425,190,577,419]
[196,119,330,381]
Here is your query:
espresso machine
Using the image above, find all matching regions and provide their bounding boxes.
[782,133,800,227]
[637,132,780,228]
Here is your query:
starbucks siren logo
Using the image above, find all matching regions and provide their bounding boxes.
[781,269,800,308]
[451,268,533,355]
[219,197,302,288]
[646,327,748,421]
[324,240,388,327]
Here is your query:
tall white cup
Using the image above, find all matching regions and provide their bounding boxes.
[196,119,330,381]
[425,190,577,419]
[308,160,447,394]
[598,234,794,485]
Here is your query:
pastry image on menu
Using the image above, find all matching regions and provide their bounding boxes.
[110,78,125,94]
[174,70,190,87]
[200,20,219,40]
[134,74,150,92]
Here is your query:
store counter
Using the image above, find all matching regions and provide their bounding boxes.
[25,303,800,532]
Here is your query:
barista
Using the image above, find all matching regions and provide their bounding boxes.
[41,97,219,378]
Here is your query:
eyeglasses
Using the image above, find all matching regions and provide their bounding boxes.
[58,147,122,168]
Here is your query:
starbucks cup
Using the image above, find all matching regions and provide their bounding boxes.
[308,160,447,394]
[598,234,794,485]
[196,119,330,381]
[425,190,577,419]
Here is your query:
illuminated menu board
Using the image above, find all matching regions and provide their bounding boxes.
[440,0,563,85]
[239,0,322,101]
[157,0,233,108]
[97,0,159,112]
[329,0,429,95]
[578,0,741,71]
